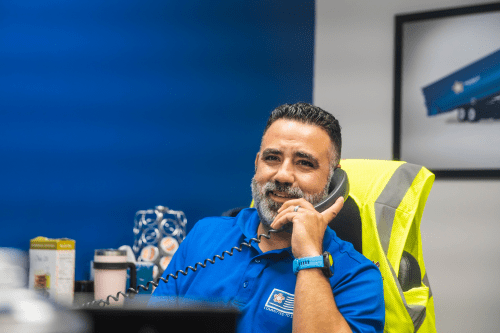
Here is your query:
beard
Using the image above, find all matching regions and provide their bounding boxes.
[250,173,332,228]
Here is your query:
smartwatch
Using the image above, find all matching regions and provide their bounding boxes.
[293,252,333,278]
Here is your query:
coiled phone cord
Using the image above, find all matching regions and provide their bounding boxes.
[81,228,282,307]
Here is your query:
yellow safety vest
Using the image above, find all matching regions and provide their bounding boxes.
[341,159,436,333]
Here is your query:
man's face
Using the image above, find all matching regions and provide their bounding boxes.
[251,119,335,227]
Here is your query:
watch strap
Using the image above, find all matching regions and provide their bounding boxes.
[293,255,325,274]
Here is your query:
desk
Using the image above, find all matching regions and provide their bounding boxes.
[79,300,238,333]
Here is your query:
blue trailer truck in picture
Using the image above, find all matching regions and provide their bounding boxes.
[422,48,500,122]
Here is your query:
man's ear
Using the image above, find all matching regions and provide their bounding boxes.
[255,152,260,172]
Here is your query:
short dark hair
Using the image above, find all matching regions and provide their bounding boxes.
[262,102,342,165]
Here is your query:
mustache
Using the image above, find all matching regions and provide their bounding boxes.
[262,181,304,198]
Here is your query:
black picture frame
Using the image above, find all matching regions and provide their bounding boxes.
[393,2,500,178]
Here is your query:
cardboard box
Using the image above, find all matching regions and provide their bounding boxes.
[29,237,75,306]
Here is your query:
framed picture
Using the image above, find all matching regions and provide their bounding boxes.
[393,2,500,178]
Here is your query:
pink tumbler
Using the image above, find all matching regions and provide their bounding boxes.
[93,249,136,306]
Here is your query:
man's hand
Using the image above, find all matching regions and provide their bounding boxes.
[270,197,344,259]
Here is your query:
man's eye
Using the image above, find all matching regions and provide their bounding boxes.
[298,160,314,167]
[264,155,279,161]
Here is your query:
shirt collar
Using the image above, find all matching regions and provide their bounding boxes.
[235,208,261,239]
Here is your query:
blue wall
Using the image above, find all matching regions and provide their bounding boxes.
[1,0,315,280]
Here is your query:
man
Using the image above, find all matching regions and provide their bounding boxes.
[149,103,385,332]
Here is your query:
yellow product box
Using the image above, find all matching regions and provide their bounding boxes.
[29,237,75,306]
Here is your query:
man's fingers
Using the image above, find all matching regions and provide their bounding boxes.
[271,212,298,230]
[271,197,343,230]
[277,198,314,213]
[320,196,344,223]
[273,198,314,227]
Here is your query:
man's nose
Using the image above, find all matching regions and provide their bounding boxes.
[273,161,294,184]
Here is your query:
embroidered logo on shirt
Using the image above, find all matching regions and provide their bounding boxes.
[264,289,294,318]
[273,293,285,304]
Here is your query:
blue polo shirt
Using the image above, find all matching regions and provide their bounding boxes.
[149,208,384,333]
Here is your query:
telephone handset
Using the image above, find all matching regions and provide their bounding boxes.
[278,167,349,232]
[314,167,349,213]
[82,169,350,307]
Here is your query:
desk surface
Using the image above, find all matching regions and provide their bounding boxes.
[79,301,239,333]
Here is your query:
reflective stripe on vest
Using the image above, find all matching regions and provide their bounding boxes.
[376,163,427,331]
[375,163,422,254]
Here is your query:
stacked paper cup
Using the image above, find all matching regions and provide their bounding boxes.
[133,206,187,278]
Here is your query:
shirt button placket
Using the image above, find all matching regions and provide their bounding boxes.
[235,256,266,304]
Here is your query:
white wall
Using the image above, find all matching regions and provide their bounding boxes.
[315,1,500,331]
